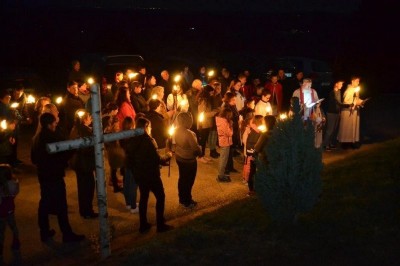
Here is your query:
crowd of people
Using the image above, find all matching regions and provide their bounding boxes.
[0,59,367,254]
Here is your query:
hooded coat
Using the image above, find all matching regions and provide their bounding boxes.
[174,112,201,162]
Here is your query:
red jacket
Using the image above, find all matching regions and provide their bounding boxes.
[117,101,136,130]
[264,82,283,113]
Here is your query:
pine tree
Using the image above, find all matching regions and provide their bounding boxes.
[255,98,322,224]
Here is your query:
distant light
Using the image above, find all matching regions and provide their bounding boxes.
[207,70,215,77]
[10,103,19,109]
[128,73,138,79]
[151,94,157,100]
[87,77,95,85]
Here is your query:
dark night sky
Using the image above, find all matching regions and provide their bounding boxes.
[0,1,397,92]
[6,0,362,13]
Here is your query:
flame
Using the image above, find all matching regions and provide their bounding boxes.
[55,96,63,104]
[198,112,205,123]
[168,125,176,136]
[151,94,157,100]
[27,94,36,104]
[180,99,188,107]
[257,125,267,132]
[174,74,181,83]
[279,113,287,120]
[87,77,95,85]
[0,120,7,130]
[207,70,215,77]
[77,110,86,118]
[10,103,19,109]
[128,73,138,79]
[266,105,272,114]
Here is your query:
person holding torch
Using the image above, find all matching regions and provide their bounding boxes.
[338,76,366,147]
[174,112,201,208]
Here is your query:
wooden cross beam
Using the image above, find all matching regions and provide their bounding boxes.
[46,84,143,258]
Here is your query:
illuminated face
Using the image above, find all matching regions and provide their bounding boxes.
[149,76,156,86]
[248,101,255,109]
[271,76,278,84]
[262,94,271,102]
[302,80,312,90]
[48,120,58,132]
[229,97,236,106]
[351,78,360,87]
[278,70,285,79]
[134,85,142,94]
[68,84,79,96]
[296,72,304,80]
[200,67,206,74]
[239,77,247,85]
[73,62,80,71]
[233,82,241,91]
[335,81,344,90]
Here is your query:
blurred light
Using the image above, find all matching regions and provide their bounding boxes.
[257,125,267,132]
[55,97,63,104]
[151,94,157,100]
[87,77,95,85]
[27,94,36,104]
[0,120,7,130]
[168,125,176,136]
[279,113,288,120]
[77,110,86,118]
[174,74,181,83]
[128,73,138,79]
[198,112,205,123]
[10,103,19,109]
[207,70,215,77]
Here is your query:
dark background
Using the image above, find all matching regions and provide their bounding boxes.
[0,1,397,95]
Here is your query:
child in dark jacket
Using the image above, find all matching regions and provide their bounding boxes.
[0,164,20,260]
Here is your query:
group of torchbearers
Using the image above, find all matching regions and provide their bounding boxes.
[0,59,368,256]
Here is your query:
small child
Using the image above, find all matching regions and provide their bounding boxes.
[0,164,20,260]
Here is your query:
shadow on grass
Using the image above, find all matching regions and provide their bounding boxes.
[104,138,400,266]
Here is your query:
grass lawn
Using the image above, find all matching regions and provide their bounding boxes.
[104,138,400,266]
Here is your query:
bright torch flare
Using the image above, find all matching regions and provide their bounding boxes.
[207,70,215,77]
[56,97,63,104]
[0,120,7,130]
[279,113,288,120]
[266,105,272,115]
[168,125,176,137]
[257,125,267,133]
[87,77,95,85]
[174,74,181,83]
[77,110,86,118]
[27,95,36,104]
[198,112,205,123]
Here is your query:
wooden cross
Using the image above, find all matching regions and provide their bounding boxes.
[46,84,143,258]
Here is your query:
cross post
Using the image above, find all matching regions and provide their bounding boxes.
[46,84,143,258]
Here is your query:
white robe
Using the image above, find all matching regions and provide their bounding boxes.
[338,85,360,143]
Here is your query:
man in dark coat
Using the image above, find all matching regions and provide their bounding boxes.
[125,117,173,233]
[58,81,85,136]
[31,113,85,243]
[145,99,168,149]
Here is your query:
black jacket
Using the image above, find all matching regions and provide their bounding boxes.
[31,128,70,184]
[125,133,170,184]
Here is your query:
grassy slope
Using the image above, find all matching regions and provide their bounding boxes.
[105,138,400,266]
